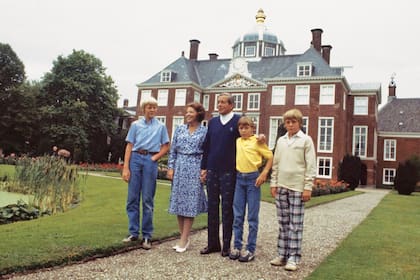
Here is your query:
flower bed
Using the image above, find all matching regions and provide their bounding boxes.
[312,179,350,197]
[78,162,123,172]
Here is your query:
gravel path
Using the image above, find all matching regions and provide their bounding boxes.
[8,188,389,280]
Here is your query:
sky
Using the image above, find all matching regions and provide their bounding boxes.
[1,0,419,108]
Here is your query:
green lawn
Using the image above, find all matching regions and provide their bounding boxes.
[0,173,207,275]
[307,192,420,280]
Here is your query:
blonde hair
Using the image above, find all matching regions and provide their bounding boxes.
[140,97,158,111]
[238,116,255,127]
[283,108,303,126]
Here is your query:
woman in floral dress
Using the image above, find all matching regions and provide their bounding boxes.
[167,102,208,253]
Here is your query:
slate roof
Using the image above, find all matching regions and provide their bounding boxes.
[378,98,420,133]
[139,47,343,88]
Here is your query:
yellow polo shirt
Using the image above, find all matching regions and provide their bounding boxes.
[236,135,273,173]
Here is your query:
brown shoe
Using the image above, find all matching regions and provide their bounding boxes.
[200,246,221,254]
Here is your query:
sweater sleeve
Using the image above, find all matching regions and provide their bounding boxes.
[270,139,281,188]
[303,136,317,191]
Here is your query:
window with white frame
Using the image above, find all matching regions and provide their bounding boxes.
[194,91,201,103]
[383,168,396,185]
[203,94,210,110]
[295,85,310,105]
[160,71,172,82]
[264,46,275,56]
[353,126,368,157]
[354,96,368,115]
[247,93,260,110]
[272,86,286,105]
[318,117,334,152]
[320,84,335,105]
[174,89,186,106]
[156,116,166,125]
[172,116,184,139]
[297,63,312,77]
[317,157,332,178]
[141,90,152,104]
[245,45,256,57]
[269,117,283,149]
[384,139,396,161]
[214,94,220,111]
[157,89,168,106]
[232,93,243,111]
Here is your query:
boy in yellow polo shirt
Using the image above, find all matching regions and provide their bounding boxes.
[229,116,273,262]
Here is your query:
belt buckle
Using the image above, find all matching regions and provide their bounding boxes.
[138,150,148,155]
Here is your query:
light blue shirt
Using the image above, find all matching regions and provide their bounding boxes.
[126,117,169,152]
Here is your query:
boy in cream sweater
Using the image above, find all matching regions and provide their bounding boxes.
[270,108,316,271]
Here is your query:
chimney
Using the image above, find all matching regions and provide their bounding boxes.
[388,77,396,102]
[189,39,200,60]
[181,51,185,57]
[208,53,218,60]
[311,28,323,53]
[123,99,129,108]
[321,45,332,64]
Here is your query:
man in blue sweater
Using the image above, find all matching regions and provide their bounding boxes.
[200,93,241,257]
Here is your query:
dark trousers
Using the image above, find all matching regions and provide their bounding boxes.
[206,170,236,251]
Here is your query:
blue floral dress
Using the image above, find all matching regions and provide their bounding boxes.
[168,124,208,217]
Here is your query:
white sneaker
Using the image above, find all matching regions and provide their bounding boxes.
[270,256,287,266]
[284,260,298,271]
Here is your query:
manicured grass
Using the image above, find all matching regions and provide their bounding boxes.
[260,183,363,208]
[0,173,207,276]
[307,192,420,280]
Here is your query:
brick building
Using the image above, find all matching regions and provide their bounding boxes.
[376,80,420,187]
[134,9,387,185]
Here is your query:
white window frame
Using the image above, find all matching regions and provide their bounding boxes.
[214,94,220,111]
[160,71,172,82]
[353,126,368,158]
[384,139,396,161]
[203,94,210,110]
[194,91,201,103]
[172,116,184,139]
[354,96,368,115]
[295,85,310,105]
[383,168,396,185]
[317,157,333,178]
[244,45,256,57]
[269,117,283,149]
[320,84,335,105]
[232,93,243,111]
[318,117,334,153]
[297,63,312,77]
[233,45,241,57]
[272,86,286,105]
[140,90,152,104]
[174,89,187,106]
[155,116,166,125]
[157,89,168,106]
[247,93,260,110]
[264,46,275,56]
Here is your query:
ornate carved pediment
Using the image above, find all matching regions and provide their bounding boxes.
[217,74,260,88]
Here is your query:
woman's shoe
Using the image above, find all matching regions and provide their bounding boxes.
[172,244,179,250]
[176,240,190,253]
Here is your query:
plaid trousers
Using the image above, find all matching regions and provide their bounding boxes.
[275,187,305,263]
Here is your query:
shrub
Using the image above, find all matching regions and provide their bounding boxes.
[394,160,417,195]
[338,154,362,190]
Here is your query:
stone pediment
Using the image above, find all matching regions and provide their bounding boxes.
[214,74,264,88]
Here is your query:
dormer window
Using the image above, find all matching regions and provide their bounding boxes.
[233,44,241,57]
[160,70,173,82]
[297,63,312,77]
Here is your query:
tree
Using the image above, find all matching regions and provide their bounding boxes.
[40,50,119,162]
[0,44,41,155]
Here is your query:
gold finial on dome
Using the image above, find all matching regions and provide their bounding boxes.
[255,8,266,23]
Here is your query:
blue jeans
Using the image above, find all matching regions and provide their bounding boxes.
[233,171,261,253]
[126,152,158,239]
[206,170,236,251]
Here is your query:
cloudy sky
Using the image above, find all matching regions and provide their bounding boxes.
[1,0,418,107]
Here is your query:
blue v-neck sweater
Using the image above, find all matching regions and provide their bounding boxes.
[201,114,241,172]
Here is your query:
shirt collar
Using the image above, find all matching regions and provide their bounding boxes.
[220,111,234,125]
